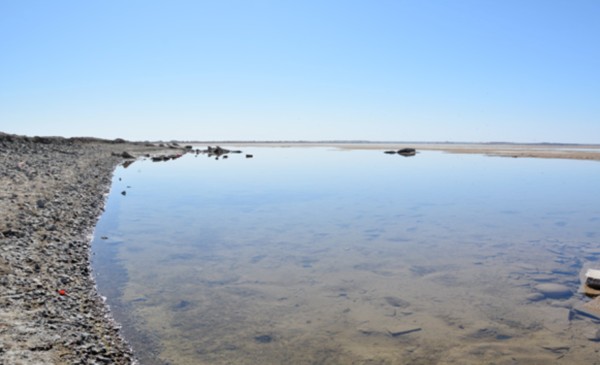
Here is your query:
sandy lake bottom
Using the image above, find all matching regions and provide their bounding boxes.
[92,148,600,364]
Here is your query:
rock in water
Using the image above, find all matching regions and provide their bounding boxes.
[398,148,416,156]
[535,283,572,299]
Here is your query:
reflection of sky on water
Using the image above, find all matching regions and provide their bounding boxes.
[113,147,600,243]
[93,148,600,364]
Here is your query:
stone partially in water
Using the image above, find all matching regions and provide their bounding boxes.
[397,148,416,156]
[583,284,600,297]
[535,283,572,299]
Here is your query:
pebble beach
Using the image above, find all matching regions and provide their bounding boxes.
[0,133,184,364]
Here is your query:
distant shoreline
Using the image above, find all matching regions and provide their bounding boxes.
[188,141,600,161]
[175,140,600,147]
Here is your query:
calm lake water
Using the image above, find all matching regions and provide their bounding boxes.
[92,147,600,365]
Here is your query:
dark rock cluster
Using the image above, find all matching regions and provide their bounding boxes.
[384,148,417,156]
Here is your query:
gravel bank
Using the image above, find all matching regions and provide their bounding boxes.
[0,133,185,364]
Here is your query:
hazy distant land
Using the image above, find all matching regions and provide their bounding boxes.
[185,141,600,161]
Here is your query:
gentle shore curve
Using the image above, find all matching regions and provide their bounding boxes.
[0,133,185,365]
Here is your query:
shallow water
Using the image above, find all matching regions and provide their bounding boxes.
[92,148,600,365]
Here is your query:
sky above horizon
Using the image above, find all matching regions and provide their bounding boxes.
[1,1,599,143]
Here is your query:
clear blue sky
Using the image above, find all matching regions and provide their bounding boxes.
[1,1,599,143]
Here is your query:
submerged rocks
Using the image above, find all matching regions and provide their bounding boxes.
[172,299,193,311]
[384,296,410,308]
[254,334,274,343]
[387,326,422,337]
[526,292,546,302]
[535,283,572,299]
[358,324,421,338]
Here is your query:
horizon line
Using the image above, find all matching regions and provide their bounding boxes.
[1,132,598,146]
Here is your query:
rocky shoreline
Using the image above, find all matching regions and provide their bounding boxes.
[0,133,185,364]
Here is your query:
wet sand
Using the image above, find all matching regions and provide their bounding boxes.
[0,133,186,364]
[2,134,599,364]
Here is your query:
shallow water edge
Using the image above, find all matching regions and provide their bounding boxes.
[0,134,188,364]
[92,147,600,364]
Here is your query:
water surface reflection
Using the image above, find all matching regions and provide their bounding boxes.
[93,148,600,364]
